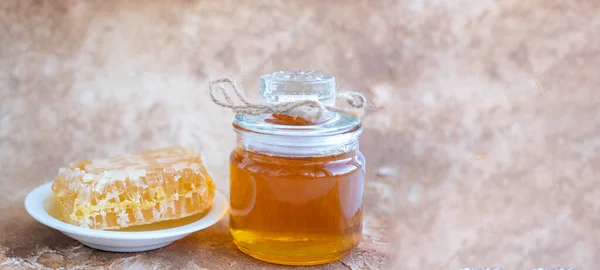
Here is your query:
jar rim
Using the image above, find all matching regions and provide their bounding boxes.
[233,112,361,137]
[233,121,363,157]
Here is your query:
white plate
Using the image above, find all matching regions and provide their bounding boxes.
[25,182,228,252]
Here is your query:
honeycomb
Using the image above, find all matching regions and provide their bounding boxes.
[51,146,216,230]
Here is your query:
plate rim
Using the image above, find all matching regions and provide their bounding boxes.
[24,182,228,240]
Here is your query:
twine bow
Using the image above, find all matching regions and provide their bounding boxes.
[209,77,368,120]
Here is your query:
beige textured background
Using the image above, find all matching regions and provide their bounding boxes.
[1,0,599,269]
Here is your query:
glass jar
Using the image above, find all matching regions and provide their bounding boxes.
[229,70,365,266]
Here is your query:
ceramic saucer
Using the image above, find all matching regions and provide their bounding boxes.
[25,182,228,252]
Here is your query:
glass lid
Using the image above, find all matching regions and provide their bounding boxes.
[233,70,361,137]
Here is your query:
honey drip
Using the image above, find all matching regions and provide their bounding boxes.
[265,113,325,125]
[229,147,365,265]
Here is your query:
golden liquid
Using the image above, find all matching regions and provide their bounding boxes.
[229,148,365,265]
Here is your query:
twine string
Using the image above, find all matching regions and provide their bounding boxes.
[209,77,367,120]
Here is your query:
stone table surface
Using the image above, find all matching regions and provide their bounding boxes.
[1,0,599,269]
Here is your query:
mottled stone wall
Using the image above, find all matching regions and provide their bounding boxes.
[1,0,599,269]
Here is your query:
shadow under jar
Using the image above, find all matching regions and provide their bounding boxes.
[228,70,366,266]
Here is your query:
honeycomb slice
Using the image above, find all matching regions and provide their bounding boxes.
[51,146,216,230]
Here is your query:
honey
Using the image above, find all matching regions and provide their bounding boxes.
[46,194,209,232]
[230,147,364,265]
[51,146,216,230]
[226,70,366,265]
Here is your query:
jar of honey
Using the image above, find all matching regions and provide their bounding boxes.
[229,70,365,265]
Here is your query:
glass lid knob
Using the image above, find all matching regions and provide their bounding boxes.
[260,70,336,106]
